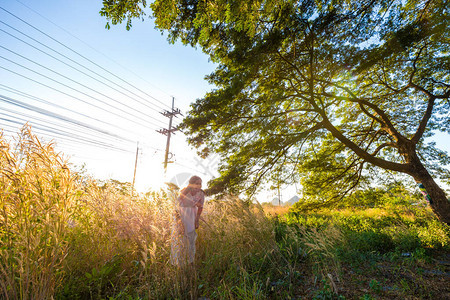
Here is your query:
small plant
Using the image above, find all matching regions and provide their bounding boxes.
[369,279,382,295]
[347,230,395,253]
[313,279,346,299]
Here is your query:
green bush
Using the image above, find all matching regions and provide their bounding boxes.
[346,230,395,253]
[416,219,450,248]
[392,230,422,252]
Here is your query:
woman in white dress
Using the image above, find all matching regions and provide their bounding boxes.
[170,176,205,265]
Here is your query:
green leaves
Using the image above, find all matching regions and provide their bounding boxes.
[100,0,148,31]
[100,1,450,220]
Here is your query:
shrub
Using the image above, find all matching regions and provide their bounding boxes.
[416,219,450,249]
[391,229,422,252]
[346,230,395,254]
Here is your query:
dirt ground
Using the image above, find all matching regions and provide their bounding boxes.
[289,249,450,299]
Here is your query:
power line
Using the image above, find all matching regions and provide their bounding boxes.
[0,24,169,119]
[0,114,134,153]
[0,126,18,136]
[0,118,162,172]
[0,56,164,129]
[0,46,167,127]
[0,20,171,119]
[0,110,131,153]
[6,125,135,159]
[172,161,210,176]
[1,113,185,181]
[13,0,174,105]
[139,142,165,153]
[0,115,134,153]
[0,4,186,180]
[0,6,173,111]
[0,64,161,132]
[0,112,122,151]
[0,85,166,144]
[0,84,145,138]
[0,94,135,145]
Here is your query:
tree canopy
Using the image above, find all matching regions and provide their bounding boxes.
[101,0,450,223]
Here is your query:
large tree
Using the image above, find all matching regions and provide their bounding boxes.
[101,0,450,223]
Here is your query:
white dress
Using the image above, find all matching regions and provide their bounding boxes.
[170,187,204,265]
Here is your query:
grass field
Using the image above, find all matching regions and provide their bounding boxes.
[1,128,449,299]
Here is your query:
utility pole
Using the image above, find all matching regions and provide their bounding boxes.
[132,141,139,189]
[157,97,181,174]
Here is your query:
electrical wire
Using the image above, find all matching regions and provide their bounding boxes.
[0,105,122,148]
[0,5,186,171]
[0,84,146,139]
[172,161,210,176]
[0,20,182,141]
[0,112,131,152]
[139,142,165,153]
[0,57,163,129]
[0,24,169,120]
[0,85,163,143]
[0,45,167,127]
[0,64,162,132]
[0,114,134,153]
[1,122,131,161]
[13,0,174,105]
[0,7,173,111]
[0,127,17,136]
[0,94,135,143]
[0,95,135,149]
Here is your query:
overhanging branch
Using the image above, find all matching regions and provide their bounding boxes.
[321,117,409,173]
[319,82,408,143]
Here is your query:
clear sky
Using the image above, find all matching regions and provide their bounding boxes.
[0,0,449,201]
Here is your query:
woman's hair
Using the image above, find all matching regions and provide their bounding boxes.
[188,175,202,185]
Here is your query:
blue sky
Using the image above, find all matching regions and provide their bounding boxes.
[0,0,449,200]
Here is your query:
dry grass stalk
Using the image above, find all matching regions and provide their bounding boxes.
[0,126,79,299]
[299,225,344,287]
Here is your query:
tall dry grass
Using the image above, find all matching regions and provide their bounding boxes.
[262,204,291,217]
[0,127,191,299]
[1,127,344,299]
[298,226,343,292]
[0,127,79,299]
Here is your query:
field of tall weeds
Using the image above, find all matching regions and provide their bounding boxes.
[1,127,449,299]
[0,127,293,299]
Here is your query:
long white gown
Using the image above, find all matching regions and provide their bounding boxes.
[170,187,204,265]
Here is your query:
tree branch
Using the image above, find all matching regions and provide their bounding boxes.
[371,142,397,156]
[411,91,435,144]
[319,81,408,143]
[321,117,409,173]
[409,43,427,84]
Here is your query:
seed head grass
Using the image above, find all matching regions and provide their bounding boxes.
[0,127,294,299]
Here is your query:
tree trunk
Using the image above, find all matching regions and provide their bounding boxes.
[408,156,450,225]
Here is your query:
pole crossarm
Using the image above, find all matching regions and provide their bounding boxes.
[160,107,181,118]
[157,97,182,173]
[156,127,179,136]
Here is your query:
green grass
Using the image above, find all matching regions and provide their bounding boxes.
[1,127,449,299]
